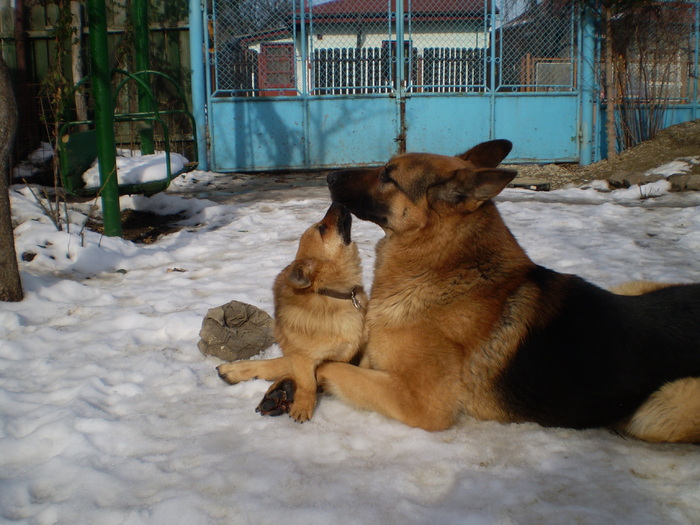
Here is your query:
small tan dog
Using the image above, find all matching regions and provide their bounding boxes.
[217,203,367,422]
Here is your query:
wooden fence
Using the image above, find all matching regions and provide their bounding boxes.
[421,47,487,92]
[0,0,192,162]
[313,47,394,95]
[313,46,487,95]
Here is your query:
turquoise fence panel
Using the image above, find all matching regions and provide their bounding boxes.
[210,98,305,171]
[404,95,492,155]
[493,94,580,162]
[196,0,699,170]
[406,93,579,162]
[306,96,399,167]
[203,0,582,171]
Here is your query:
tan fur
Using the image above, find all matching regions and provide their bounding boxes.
[610,280,679,296]
[320,146,535,430]
[619,378,700,443]
[217,204,366,422]
[321,140,700,442]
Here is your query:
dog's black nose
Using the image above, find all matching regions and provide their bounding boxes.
[328,169,360,188]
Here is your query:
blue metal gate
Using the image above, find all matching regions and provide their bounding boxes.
[202,0,583,171]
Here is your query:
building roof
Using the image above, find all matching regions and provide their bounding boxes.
[308,0,492,20]
[237,0,492,45]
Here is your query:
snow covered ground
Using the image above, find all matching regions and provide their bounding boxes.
[81,152,189,188]
[2,166,700,525]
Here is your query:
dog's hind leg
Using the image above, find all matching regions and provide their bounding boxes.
[316,362,456,431]
[256,379,296,417]
[620,377,700,443]
[217,356,291,385]
[610,281,679,296]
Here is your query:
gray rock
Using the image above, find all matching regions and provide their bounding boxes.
[608,171,631,188]
[686,174,700,191]
[668,173,690,192]
[198,300,275,361]
[630,173,665,186]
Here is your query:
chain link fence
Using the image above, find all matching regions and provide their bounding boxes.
[209,0,578,97]
[211,0,297,95]
[499,1,577,92]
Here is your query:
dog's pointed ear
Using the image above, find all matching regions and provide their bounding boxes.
[456,139,512,167]
[471,168,518,201]
[286,259,316,289]
[428,168,517,211]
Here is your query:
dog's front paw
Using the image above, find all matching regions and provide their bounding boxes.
[289,401,314,423]
[256,379,296,417]
[217,363,241,384]
[287,387,317,423]
[217,362,255,385]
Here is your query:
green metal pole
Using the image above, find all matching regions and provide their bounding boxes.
[87,0,122,237]
[132,0,154,154]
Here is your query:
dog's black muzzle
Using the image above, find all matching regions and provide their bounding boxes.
[334,202,353,245]
[327,168,389,227]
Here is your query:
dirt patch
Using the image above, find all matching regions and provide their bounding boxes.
[577,120,700,180]
[86,209,187,243]
[504,119,700,189]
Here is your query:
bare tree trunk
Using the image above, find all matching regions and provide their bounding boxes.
[604,5,617,158]
[71,1,89,127]
[0,55,23,302]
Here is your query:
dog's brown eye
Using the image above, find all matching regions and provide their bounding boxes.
[318,224,327,235]
[380,169,393,184]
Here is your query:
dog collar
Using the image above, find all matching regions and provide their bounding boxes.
[318,285,365,310]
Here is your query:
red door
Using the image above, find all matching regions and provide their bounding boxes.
[259,43,296,96]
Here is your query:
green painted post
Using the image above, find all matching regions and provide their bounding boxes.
[87,0,122,237]
[133,0,154,155]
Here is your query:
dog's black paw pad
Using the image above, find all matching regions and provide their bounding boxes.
[256,398,281,414]
[256,380,296,417]
[278,380,296,402]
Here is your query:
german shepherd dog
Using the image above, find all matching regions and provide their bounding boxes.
[217,203,367,423]
[295,139,699,443]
